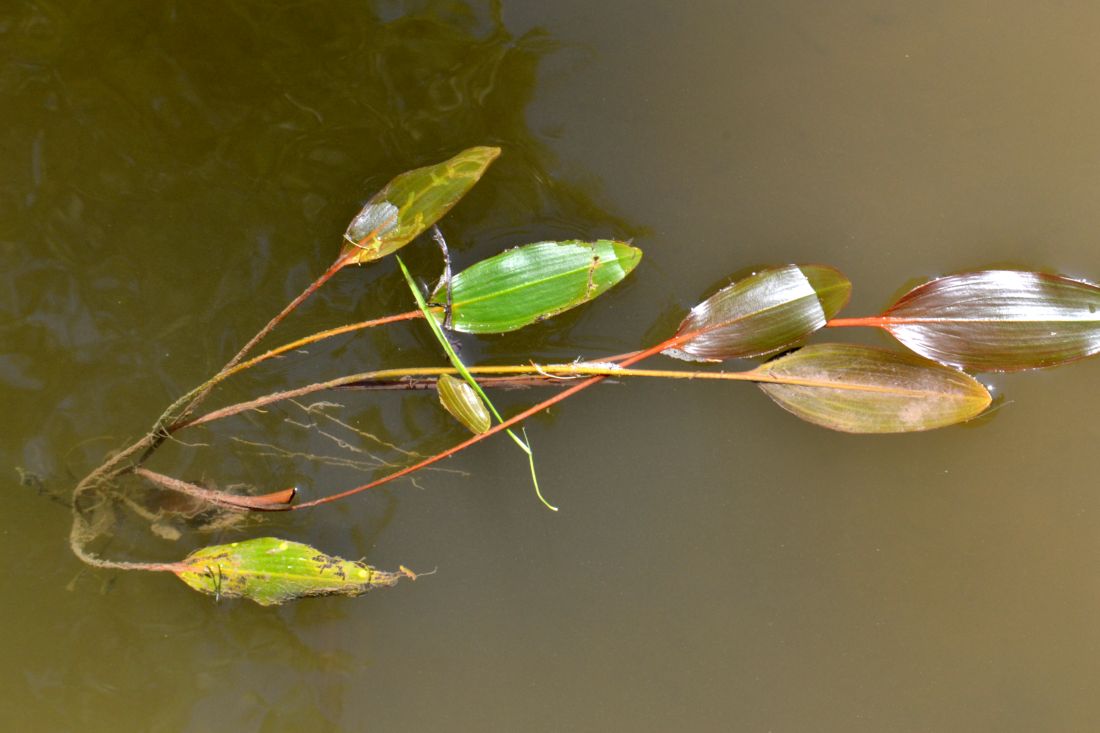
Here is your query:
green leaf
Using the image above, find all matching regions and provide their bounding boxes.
[870,270,1100,371]
[174,537,410,605]
[431,240,642,334]
[664,264,851,362]
[438,373,491,434]
[339,146,500,265]
[751,343,991,433]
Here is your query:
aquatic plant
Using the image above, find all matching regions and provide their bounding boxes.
[70,147,1100,604]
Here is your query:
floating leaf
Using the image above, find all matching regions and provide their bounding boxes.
[852,271,1100,371]
[438,373,491,434]
[432,240,642,333]
[751,343,991,433]
[174,537,410,605]
[664,264,851,362]
[339,146,501,265]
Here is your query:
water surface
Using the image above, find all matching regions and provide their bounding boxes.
[4,2,1100,730]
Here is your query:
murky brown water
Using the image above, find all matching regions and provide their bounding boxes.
[5,2,1100,730]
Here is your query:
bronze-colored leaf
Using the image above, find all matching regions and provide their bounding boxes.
[664,264,851,362]
[751,343,991,433]
[860,270,1100,371]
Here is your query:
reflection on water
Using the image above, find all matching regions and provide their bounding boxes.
[7,0,1100,731]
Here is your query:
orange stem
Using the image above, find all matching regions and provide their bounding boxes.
[826,316,886,328]
[177,308,423,407]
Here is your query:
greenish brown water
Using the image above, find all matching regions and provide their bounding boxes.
[5,1,1100,730]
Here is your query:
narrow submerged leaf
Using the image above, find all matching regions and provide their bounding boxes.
[397,257,556,510]
[438,373,491,434]
[664,264,851,362]
[340,146,500,265]
[871,271,1100,371]
[432,240,642,334]
[174,537,410,606]
[751,343,991,433]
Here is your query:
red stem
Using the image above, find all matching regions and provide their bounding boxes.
[166,252,358,437]
[225,254,353,370]
[291,334,688,510]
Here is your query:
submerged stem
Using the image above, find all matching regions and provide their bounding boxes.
[134,467,296,511]
[184,349,797,431]
[218,310,422,382]
[179,253,353,417]
[158,309,422,436]
[290,335,687,510]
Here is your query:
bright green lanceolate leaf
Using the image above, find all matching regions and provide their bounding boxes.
[430,240,642,333]
[750,343,991,433]
[871,270,1100,371]
[663,264,851,362]
[339,146,500,265]
[437,373,491,434]
[174,537,411,605]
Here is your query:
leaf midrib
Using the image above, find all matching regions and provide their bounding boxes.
[444,251,626,312]
[681,282,844,342]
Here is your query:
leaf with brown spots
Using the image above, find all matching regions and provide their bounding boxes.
[173,537,413,605]
[339,146,500,265]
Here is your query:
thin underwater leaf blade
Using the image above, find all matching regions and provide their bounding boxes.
[438,373,491,434]
[399,256,556,511]
[340,146,501,265]
[433,240,642,334]
[664,264,851,362]
[751,343,991,433]
[876,270,1100,371]
[174,537,408,606]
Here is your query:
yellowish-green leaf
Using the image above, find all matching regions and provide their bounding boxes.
[340,146,500,265]
[432,240,642,333]
[751,343,991,433]
[438,373,491,434]
[174,537,411,605]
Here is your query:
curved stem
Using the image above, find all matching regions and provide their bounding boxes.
[176,253,354,419]
[69,222,402,571]
[163,215,400,433]
[134,254,358,465]
[160,309,422,435]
